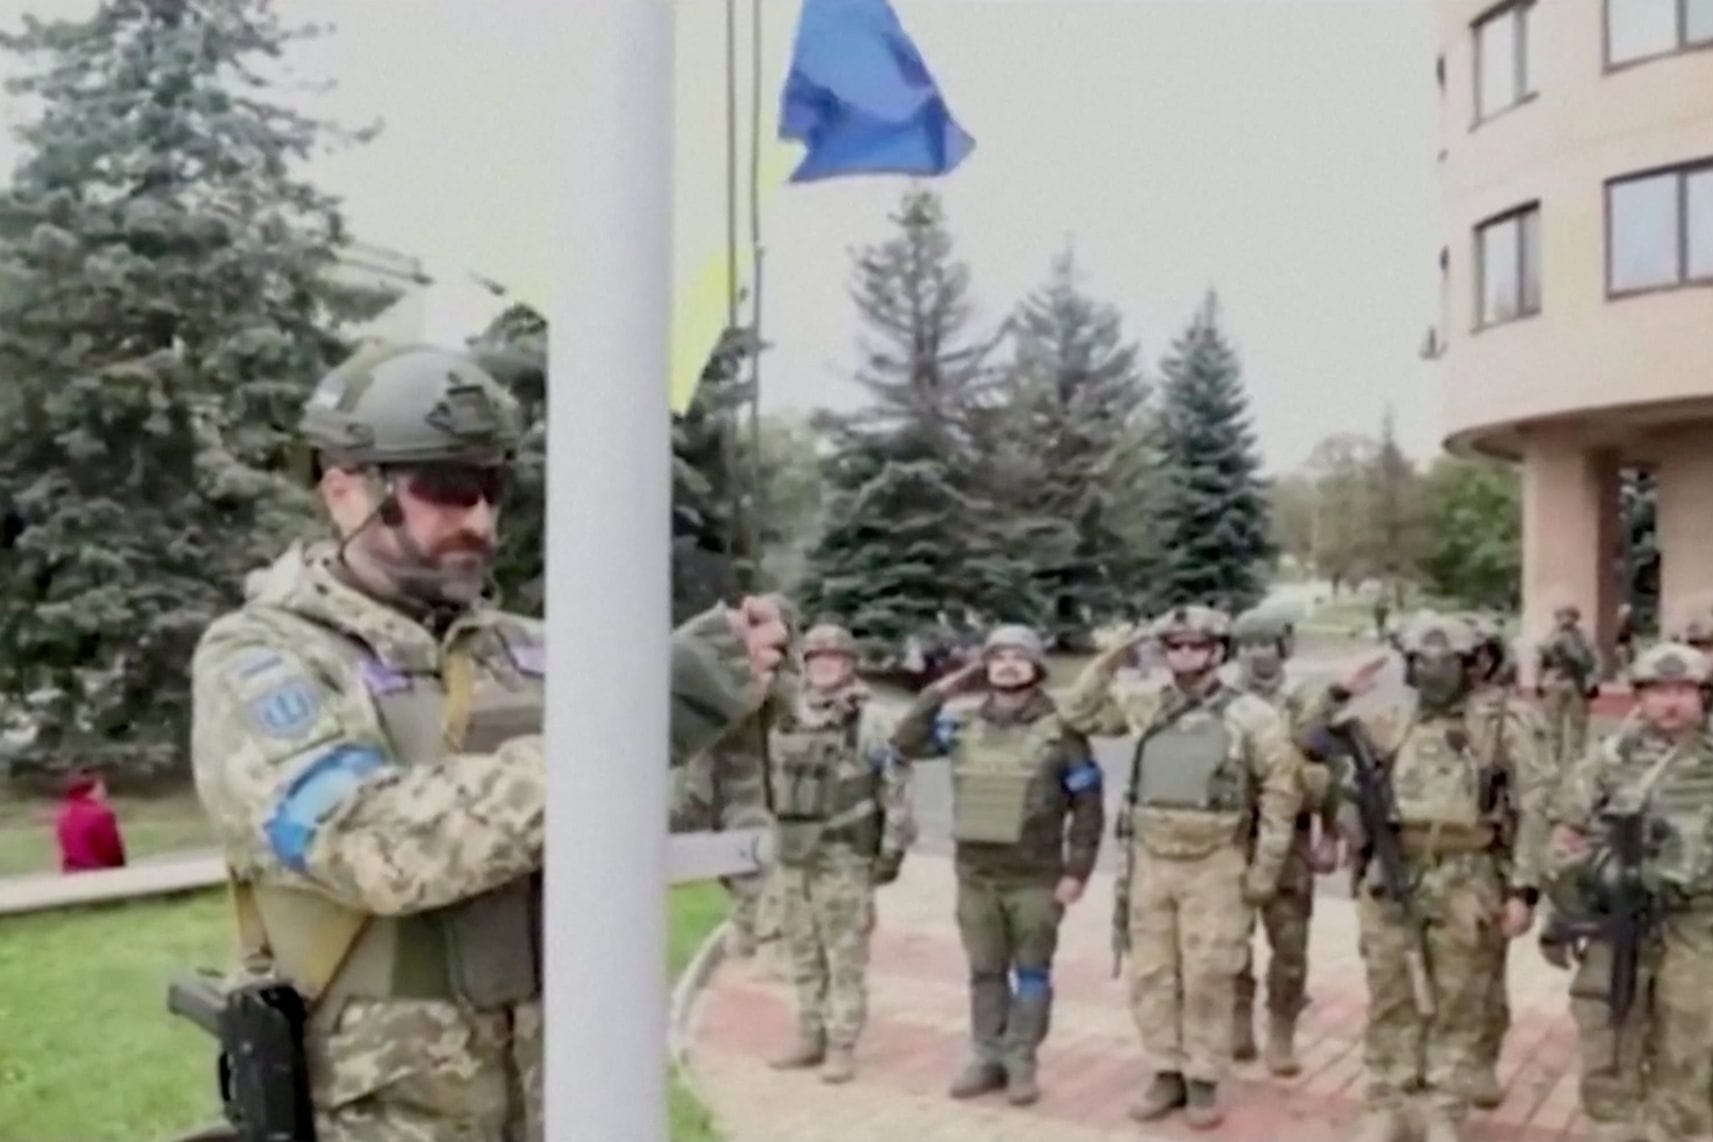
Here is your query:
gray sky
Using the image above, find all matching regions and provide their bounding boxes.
[0,0,1441,473]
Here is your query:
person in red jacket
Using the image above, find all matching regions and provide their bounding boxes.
[55,770,127,873]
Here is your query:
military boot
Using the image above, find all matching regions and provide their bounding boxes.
[1183,1079,1224,1130]
[1467,1065,1502,1109]
[819,1045,855,1085]
[1348,1108,1406,1142]
[1264,1014,1300,1077]
[1002,980,1051,1106]
[1418,1106,1465,1142]
[767,1028,825,1070]
[1129,1071,1187,1122]
[948,1058,1005,1099]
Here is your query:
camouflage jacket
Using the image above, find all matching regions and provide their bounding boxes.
[894,687,1104,883]
[1231,671,1332,831]
[1060,657,1298,887]
[1301,683,1553,893]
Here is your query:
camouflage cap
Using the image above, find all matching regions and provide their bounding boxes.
[1398,611,1479,657]
[802,622,856,658]
[1671,594,1713,646]
[1231,607,1290,645]
[983,624,1046,664]
[1149,604,1231,642]
[1630,642,1711,687]
[299,342,523,467]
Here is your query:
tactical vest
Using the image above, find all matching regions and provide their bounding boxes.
[1135,695,1244,813]
[949,709,1064,846]
[1390,712,1485,830]
[245,608,545,1024]
[1627,737,1713,898]
[768,697,882,865]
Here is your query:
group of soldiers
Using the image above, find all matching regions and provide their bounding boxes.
[699,591,1713,1142]
[159,339,1713,1142]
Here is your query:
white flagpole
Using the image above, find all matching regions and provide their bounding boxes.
[547,0,674,1137]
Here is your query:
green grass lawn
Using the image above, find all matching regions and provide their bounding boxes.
[0,882,730,1141]
[0,791,214,878]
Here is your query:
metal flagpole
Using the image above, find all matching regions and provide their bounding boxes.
[548,0,673,1136]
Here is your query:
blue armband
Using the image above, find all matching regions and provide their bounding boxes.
[866,743,899,775]
[1013,966,1052,999]
[931,715,959,754]
[263,745,387,873]
[1062,759,1102,794]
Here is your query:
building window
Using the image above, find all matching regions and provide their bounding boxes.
[1607,160,1713,294]
[1606,0,1713,68]
[1475,204,1541,327]
[1474,2,1534,121]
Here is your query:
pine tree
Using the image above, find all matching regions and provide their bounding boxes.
[1621,467,1657,632]
[798,186,1007,654]
[671,326,761,624]
[1151,292,1272,616]
[0,0,394,782]
[997,240,1153,645]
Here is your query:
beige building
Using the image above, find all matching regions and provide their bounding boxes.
[1435,0,1713,667]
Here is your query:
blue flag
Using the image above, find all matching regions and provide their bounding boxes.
[779,0,975,183]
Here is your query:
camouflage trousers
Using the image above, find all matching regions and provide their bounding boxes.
[1236,832,1314,1022]
[1645,908,1713,1140]
[1477,918,1511,1072]
[955,874,1063,1066]
[310,996,542,1142]
[725,867,784,945]
[778,848,876,1050]
[1356,851,1499,1121]
[1541,687,1590,768]
[1130,842,1250,1082]
[1568,939,1651,1134]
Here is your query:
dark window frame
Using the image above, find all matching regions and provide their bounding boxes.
[1604,157,1713,298]
[1473,202,1542,330]
[1602,0,1713,72]
[1472,0,1537,127]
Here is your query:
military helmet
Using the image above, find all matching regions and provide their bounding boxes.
[1231,608,1290,646]
[982,624,1046,665]
[1149,604,1231,643]
[1397,611,1479,658]
[1550,596,1582,621]
[1629,642,1711,688]
[1670,594,1713,647]
[802,622,856,658]
[299,342,523,468]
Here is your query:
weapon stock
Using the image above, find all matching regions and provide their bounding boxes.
[1331,718,1436,1018]
[168,971,226,1038]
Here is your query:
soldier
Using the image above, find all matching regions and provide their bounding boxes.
[1061,605,1299,1130]
[186,344,787,1141]
[1546,642,1713,1141]
[1535,599,1600,767]
[892,624,1103,1108]
[1305,612,1551,1142]
[1463,612,1550,1111]
[1669,595,1713,654]
[765,622,915,1083]
[1226,607,1337,1077]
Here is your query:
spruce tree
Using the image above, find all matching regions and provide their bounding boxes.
[998,241,1153,645]
[1151,292,1272,616]
[798,186,1006,653]
[0,0,393,782]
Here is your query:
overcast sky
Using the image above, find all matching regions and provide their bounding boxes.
[0,0,1442,473]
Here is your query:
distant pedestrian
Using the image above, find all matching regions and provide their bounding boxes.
[55,770,126,873]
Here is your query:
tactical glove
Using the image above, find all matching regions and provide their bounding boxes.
[872,852,903,886]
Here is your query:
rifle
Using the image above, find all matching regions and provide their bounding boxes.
[1111,695,1213,979]
[1543,809,1663,1062]
[1325,717,1436,1018]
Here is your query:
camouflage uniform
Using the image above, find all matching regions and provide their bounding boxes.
[894,624,1104,1107]
[1464,612,1550,1110]
[1226,609,1329,1077]
[1304,612,1552,1142]
[767,624,915,1084]
[187,346,763,1142]
[1535,601,1599,767]
[1548,643,1713,1142]
[1062,605,1299,1129]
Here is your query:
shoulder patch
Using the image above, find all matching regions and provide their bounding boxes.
[357,655,412,697]
[247,677,322,740]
